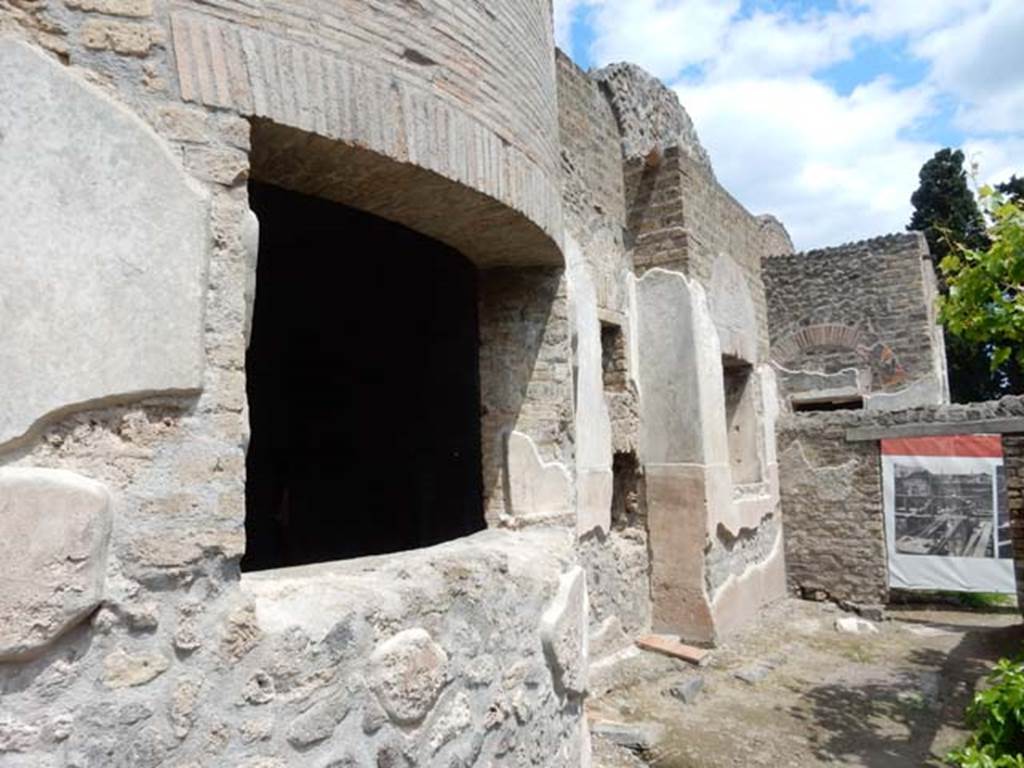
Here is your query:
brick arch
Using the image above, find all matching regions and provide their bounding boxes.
[169,2,564,268]
[771,323,866,366]
[772,323,909,388]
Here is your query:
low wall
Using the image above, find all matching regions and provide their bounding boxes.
[778,397,1024,608]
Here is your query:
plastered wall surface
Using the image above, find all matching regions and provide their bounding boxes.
[602,64,790,644]
[0,0,593,763]
[0,0,821,761]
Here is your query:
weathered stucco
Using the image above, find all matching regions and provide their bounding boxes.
[0,0,966,761]
[0,37,209,450]
[0,468,112,661]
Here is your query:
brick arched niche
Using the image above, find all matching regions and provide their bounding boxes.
[772,322,908,393]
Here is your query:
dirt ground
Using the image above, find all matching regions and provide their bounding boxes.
[589,598,1024,768]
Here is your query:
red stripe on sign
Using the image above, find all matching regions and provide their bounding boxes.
[881,434,1003,458]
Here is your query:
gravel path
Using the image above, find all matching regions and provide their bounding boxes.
[590,598,1023,767]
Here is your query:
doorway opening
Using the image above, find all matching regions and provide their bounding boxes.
[242,182,485,572]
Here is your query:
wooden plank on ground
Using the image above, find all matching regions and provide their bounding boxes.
[635,634,709,665]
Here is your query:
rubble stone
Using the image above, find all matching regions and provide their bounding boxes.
[0,468,111,661]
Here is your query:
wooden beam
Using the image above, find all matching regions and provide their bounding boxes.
[845,418,1024,442]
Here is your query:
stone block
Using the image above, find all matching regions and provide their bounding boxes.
[80,19,161,55]
[590,720,665,754]
[540,566,588,699]
[286,691,351,748]
[66,0,153,17]
[0,38,208,450]
[101,647,170,688]
[368,628,448,726]
[0,468,111,661]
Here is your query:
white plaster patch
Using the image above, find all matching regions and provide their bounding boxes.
[539,566,588,699]
[866,376,945,411]
[709,253,757,363]
[0,468,111,661]
[506,431,573,519]
[0,38,209,449]
[710,526,786,639]
[636,268,728,466]
[565,235,613,535]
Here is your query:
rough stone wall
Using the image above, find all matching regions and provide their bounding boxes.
[764,233,949,406]
[0,3,593,765]
[779,396,1024,606]
[605,66,790,643]
[556,53,650,646]
[1006,436,1024,611]
[778,415,888,606]
[592,62,712,173]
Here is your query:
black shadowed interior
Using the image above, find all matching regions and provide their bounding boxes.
[242,182,485,572]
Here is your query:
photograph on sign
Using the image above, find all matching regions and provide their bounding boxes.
[882,435,1013,593]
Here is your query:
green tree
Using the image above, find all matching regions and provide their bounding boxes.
[997,175,1024,206]
[908,149,1021,400]
[910,148,989,266]
[939,187,1024,376]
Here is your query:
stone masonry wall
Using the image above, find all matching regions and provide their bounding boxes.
[779,396,1024,607]
[0,2,592,765]
[778,415,888,606]
[607,65,791,641]
[556,52,650,646]
[764,233,947,401]
[1005,436,1024,611]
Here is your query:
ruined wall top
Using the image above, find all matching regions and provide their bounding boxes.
[769,231,927,261]
[592,62,713,174]
[758,214,796,257]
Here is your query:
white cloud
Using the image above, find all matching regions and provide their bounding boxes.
[586,0,741,80]
[963,136,1024,188]
[553,0,584,55]
[677,75,940,248]
[553,0,1023,249]
[706,9,856,79]
[913,0,1024,134]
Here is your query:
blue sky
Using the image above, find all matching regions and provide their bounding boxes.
[555,0,1023,249]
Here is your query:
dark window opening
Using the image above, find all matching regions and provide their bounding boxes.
[611,451,645,530]
[791,397,864,412]
[242,182,485,572]
[722,356,762,485]
[601,322,628,392]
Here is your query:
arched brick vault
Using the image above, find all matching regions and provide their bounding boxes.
[248,120,560,269]
[170,3,564,268]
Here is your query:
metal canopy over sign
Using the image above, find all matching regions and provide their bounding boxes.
[882,434,1014,593]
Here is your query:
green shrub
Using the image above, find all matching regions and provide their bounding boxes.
[948,659,1024,767]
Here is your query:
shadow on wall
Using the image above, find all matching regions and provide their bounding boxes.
[244,118,567,562]
[478,266,567,524]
